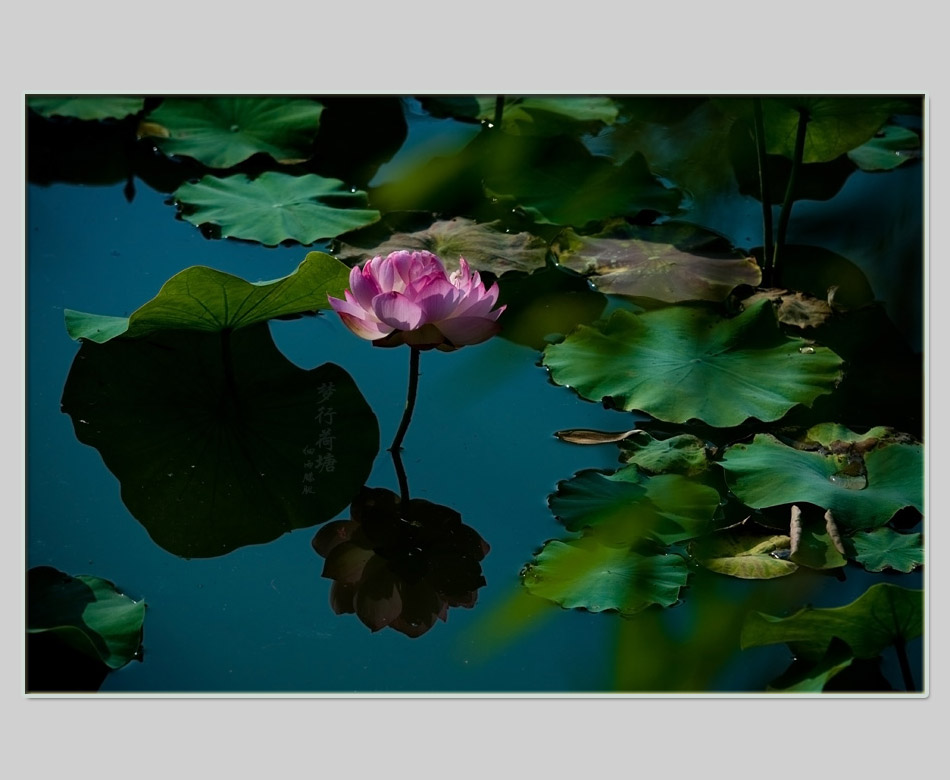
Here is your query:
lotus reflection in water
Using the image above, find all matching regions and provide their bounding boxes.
[312,487,490,638]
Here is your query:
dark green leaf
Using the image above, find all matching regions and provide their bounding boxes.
[542,300,843,427]
[142,97,324,167]
[619,432,711,475]
[27,566,145,669]
[740,583,923,662]
[174,173,381,246]
[61,324,379,558]
[847,125,921,171]
[29,96,145,121]
[522,534,689,615]
[846,528,923,573]
[65,251,351,343]
[720,433,923,530]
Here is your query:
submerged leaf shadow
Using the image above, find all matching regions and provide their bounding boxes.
[61,323,379,558]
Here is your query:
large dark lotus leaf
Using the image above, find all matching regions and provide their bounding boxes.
[483,135,682,227]
[740,583,923,662]
[553,222,761,302]
[846,528,923,573]
[549,465,719,545]
[141,97,324,168]
[723,97,912,163]
[174,173,381,246]
[27,566,145,669]
[847,124,921,171]
[332,217,549,275]
[543,300,843,427]
[720,434,923,531]
[28,96,145,121]
[65,251,351,343]
[522,534,689,615]
[60,324,379,558]
[688,525,797,580]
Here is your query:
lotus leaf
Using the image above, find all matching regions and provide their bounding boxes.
[65,251,351,343]
[720,433,923,530]
[847,125,921,171]
[142,97,324,167]
[27,566,145,669]
[549,466,719,545]
[29,96,145,121]
[766,637,855,692]
[420,96,619,135]
[543,299,843,427]
[618,432,710,475]
[174,173,381,246]
[689,525,798,580]
[332,217,550,276]
[553,223,761,302]
[61,324,379,558]
[846,528,923,573]
[522,534,689,615]
[740,583,923,662]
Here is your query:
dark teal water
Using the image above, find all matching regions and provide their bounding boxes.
[26,101,924,694]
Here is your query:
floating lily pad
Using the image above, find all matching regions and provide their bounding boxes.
[549,466,719,545]
[65,251,351,343]
[847,124,921,171]
[801,423,906,451]
[522,534,689,615]
[174,173,381,246]
[332,217,550,275]
[618,432,711,475]
[543,299,843,427]
[27,566,145,669]
[846,528,923,573]
[689,524,798,579]
[420,96,619,135]
[740,583,923,662]
[739,289,834,329]
[141,97,324,168]
[720,433,923,531]
[28,96,145,121]
[553,223,761,302]
[61,324,379,558]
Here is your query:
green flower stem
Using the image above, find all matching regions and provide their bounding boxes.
[773,107,810,285]
[389,346,421,454]
[894,637,917,692]
[752,98,775,284]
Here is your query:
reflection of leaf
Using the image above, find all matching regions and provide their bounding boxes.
[333,217,549,275]
[61,324,379,558]
[543,300,843,427]
[740,583,923,662]
[27,566,145,669]
[141,97,324,167]
[522,534,688,615]
[549,466,719,545]
[619,432,710,475]
[689,524,798,580]
[28,96,145,121]
[720,433,923,531]
[65,251,351,343]
[847,125,921,171]
[767,637,855,692]
[846,528,923,573]
[553,222,761,302]
[174,173,381,246]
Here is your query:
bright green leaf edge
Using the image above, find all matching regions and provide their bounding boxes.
[65,251,350,343]
[848,528,924,573]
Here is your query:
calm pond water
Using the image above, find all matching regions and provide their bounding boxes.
[25,97,924,694]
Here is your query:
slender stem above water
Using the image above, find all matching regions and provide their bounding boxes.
[391,446,410,503]
[389,346,421,454]
[773,107,810,285]
[752,98,774,284]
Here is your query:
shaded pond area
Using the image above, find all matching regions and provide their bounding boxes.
[26,95,925,693]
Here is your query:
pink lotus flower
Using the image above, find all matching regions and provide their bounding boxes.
[327,250,506,351]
